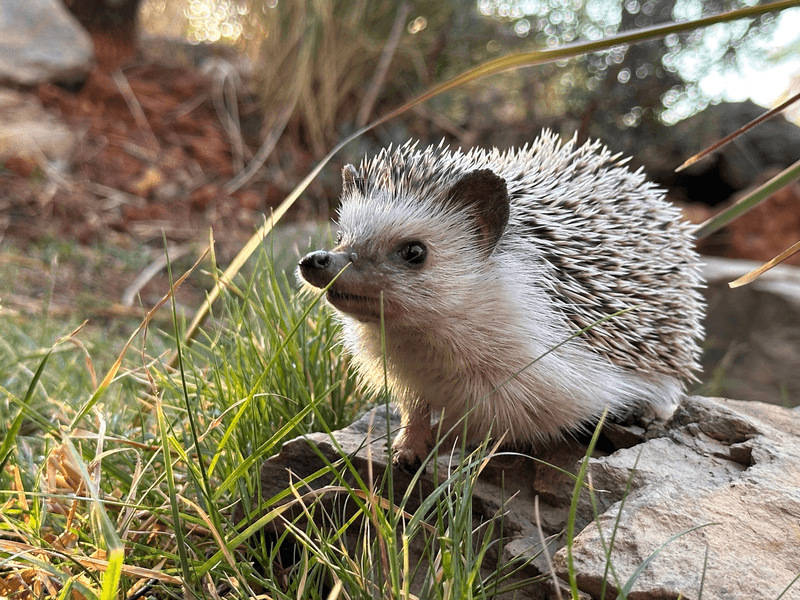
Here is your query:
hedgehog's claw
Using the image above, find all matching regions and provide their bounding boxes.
[391,449,425,475]
[391,422,433,474]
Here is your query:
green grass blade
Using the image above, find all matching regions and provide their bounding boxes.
[56,577,75,600]
[593,450,643,599]
[776,570,800,600]
[0,351,51,471]
[99,546,124,600]
[156,397,194,595]
[698,542,710,599]
[211,401,316,500]
[164,237,216,531]
[0,322,87,470]
[196,478,340,578]
[566,409,608,598]
[694,158,800,239]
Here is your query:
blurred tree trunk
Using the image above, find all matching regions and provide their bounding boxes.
[62,0,144,71]
[579,0,682,150]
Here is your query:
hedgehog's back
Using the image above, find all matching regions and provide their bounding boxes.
[354,132,704,381]
[495,134,704,381]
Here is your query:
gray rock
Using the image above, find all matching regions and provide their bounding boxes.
[0,0,94,85]
[552,396,800,600]
[0,89,76,161]
[701,257,800,407]
[253,396,800,599]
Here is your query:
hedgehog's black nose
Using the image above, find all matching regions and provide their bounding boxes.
[299,250,331,272]
[299,250,335,289]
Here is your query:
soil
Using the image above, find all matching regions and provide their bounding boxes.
[0,59,325,324]
[6,64,275,247]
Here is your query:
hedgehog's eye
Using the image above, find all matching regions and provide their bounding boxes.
[398,242,427,266]
[335,230,343,244]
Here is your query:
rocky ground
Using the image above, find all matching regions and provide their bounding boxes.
[253,396,800,600]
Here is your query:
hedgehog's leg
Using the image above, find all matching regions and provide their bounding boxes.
[433,407,480,455]
[392,400,433,473]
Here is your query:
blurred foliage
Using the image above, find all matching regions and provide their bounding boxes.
[478,0,788,121]
[140,0,797,163]
[248,0,425,158]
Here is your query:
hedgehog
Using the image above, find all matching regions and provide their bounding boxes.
[299,131,705,472]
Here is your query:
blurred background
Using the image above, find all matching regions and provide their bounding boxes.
[4,0,799,247]
[1,0,799,405]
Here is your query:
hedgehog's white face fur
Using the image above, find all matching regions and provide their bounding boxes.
[332,190,496,325]
[298,131,705,472]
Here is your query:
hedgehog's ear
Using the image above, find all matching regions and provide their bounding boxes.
[446,169,509,255]
[342,165,364,195]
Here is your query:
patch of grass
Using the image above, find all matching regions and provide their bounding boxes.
[246,434,547,599]
[0,318,100,441]
[0,233,365,598]
[0,231,550,598]
[159,235,362,508]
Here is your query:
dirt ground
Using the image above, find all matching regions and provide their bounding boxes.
[0,60,324,325]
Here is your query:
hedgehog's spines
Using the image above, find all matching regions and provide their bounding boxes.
[342,132,704,382]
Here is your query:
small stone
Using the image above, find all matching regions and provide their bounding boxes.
[0,90,77,162]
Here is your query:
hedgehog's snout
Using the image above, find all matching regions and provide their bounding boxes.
[300,250,331,271]
[299,249,357,290]
[299,250,333,289]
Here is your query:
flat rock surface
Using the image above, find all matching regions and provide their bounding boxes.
[0,0,94,85]
[553,396,800,600]
[256,396,800,599]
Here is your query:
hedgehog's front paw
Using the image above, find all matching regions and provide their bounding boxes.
[391,427,433,474]
[391,446,424,474]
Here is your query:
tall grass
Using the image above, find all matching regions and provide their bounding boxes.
[0,235,549,598]
[0,235,356,597]
[250,0,416,158]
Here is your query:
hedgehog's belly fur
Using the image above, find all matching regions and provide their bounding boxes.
[340,305,683,453]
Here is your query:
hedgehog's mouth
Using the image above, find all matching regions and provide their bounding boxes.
[326,288,387,322]
[326,288,371,305]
